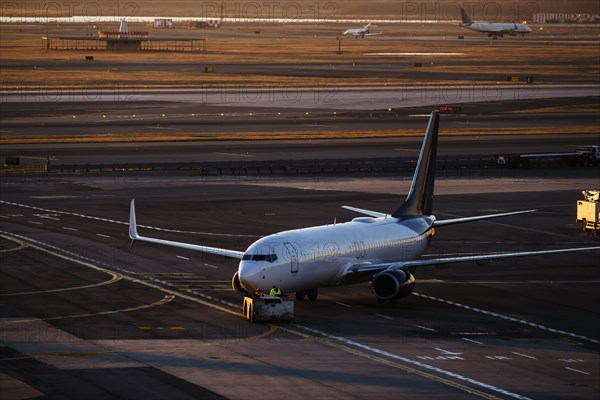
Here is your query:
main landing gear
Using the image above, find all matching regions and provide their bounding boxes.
[295,288,318,301]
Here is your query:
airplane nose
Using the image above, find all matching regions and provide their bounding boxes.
[238,261,262,292]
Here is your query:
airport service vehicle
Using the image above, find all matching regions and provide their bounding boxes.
[342,23,382,38]
[129,111,599,309]
[460,7,531,37]
[243,296,294,323]
[577,145,600,166]
[497,146,600,168]
[577,190,600,232]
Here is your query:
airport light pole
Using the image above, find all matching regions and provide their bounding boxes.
[336,36,342,54]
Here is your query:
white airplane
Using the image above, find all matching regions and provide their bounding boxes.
[342,23,382,38]
[129,111,599,303]
[460,7,532,37]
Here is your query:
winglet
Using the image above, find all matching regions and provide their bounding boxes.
[129,199,139,241]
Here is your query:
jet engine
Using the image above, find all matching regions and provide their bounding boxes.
[371,269,415,301]
[232,272,251,296]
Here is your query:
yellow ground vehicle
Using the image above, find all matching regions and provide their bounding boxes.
[577,190,600,232]
[243,296,293,323]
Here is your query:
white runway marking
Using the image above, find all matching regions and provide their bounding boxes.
[512,352,537,360]
[416,325,437,332]
[33,214,60,221]
[177,255,190,261]
[297,324,532,400]
[0,200,259,238]
[414,292,599,345]
[565,367,590,375]
[96,233,110,238]
[336,302,352,308]
[436,348,464,356]
[462,338,484,345]
[0,230,549,400]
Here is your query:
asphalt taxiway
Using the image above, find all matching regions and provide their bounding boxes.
[1,19,599,400]
[1,170,599,399]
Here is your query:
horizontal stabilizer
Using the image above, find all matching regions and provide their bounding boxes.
[342,205,388,218]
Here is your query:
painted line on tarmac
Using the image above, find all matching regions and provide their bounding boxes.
[0,200,259,238]
[565,367,590,376]
[278,324,525,400]
[0,351,112,362]
[0,237,29,252]
[1,230,523,399]
[0,230,242,317]
[0,273,121,296]
[416,325,437,332]
[0,234,124,296]
[462,338,484,345]
[336,301,352,308]
[512,352,536,360]
[0,231,274,345]
[413,292,600,345]
[5,295,174,324]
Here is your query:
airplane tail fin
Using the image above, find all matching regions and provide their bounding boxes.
[460,8,473,25]
[392,111,439,218]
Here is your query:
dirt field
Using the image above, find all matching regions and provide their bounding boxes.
[2,0,599,20]
[1,22,599,88]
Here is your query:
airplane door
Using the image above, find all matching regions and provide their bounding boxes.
[284,242,299,274]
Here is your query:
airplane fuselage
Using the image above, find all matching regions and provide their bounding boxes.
[343,29,367,38]
[462,22,531,36]
[238,215,434,294]
[343,24,372,38]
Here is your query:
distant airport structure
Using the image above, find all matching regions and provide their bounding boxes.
[532,13,600,24]
[208,19,222,28]
[154,18,174,28]
[42,19,206,52]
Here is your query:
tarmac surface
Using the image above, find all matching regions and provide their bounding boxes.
[1,19,599,400]
[1,169,599,400]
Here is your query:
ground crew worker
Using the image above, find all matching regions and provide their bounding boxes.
[255,289,264,297]
[269,285,281,297]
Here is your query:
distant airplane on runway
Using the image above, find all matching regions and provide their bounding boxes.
[343,23,382,38]
[129,111,599,304]
[460,7,531,37]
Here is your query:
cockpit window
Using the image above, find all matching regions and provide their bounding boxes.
[242,254,278,262]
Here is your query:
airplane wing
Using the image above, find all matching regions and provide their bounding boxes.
[432,209,536,227]
[129,199,244,259]
[347,246,600,275]
[365,32,383,36]
[342,206,536,225]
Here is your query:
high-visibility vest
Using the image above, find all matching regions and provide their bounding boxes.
[270,287,281,296]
